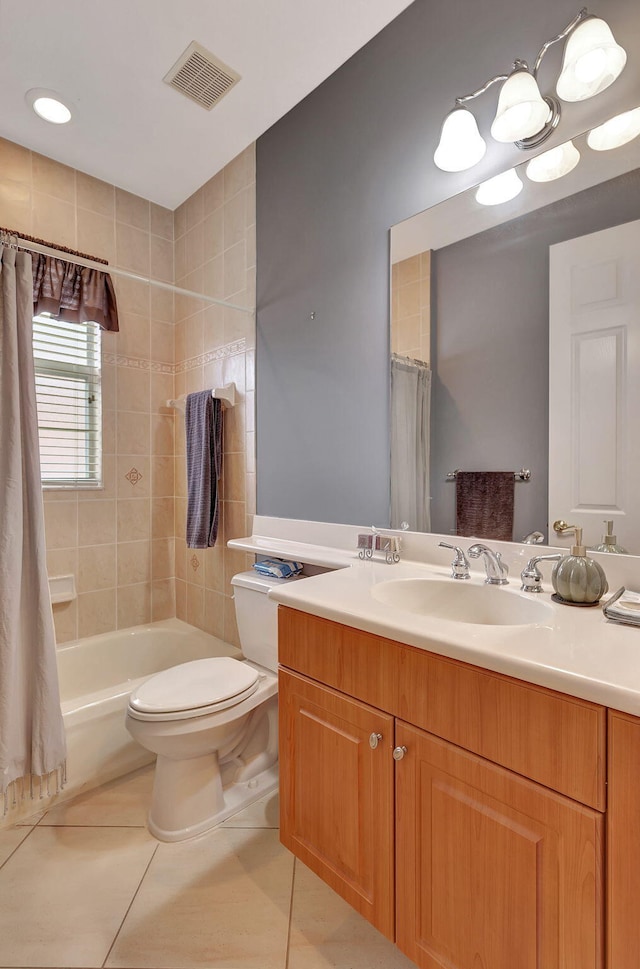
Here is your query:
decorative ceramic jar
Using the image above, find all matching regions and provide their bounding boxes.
[551,527,608,605]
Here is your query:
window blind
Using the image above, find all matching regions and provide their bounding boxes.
[33,315,102,488]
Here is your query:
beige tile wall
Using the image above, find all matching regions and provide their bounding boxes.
[391,250,431,364]
[0,137,256,647]
[0,137,176,642]
[173,147,256,649]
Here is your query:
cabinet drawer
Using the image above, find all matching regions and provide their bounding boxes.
[397,644,606,811]
[278,606,606,810]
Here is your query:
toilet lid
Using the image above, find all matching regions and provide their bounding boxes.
[129,658,260,716]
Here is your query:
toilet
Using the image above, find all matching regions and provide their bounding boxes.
[126,570,295,842]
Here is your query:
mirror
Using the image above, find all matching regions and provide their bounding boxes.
[390,119,640,552]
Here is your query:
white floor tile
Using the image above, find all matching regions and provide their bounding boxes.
[40,766,154,828]
[106,826,293,969]
[221,790,280,828]
[0,825,156,967]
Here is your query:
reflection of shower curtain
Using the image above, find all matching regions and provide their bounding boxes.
[0,247,66,813]
[390,354,431,532]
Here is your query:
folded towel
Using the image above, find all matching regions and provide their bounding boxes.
[456,471,515,542]
[253,558,303,579]
[603,587,640,626]
[185,391,223,549]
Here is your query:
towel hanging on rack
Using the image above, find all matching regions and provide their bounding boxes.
[455,471,515,542]
[185,391,223,548]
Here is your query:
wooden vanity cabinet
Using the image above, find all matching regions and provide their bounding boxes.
[278,606,606,969]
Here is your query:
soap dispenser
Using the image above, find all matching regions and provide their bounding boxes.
[592,520,627,554]
[551,527,609,606]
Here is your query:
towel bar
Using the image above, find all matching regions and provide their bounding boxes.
[447,468,531,481]
[166,383,236,412]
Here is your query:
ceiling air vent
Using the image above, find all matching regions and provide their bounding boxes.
[163,41,240,111]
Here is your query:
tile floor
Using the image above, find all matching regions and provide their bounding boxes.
[0,767,416,969]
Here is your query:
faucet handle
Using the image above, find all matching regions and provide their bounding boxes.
[520,553,561,593]
[439,542,471,580]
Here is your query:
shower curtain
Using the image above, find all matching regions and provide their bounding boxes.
[0,247,66,812]
[390,354,431,532]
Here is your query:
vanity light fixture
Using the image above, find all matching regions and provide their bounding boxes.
[586,106,640,151]
[475,168,523,206]
[434,8,626,173]
[525,140,581,182]
[26,89,72,125]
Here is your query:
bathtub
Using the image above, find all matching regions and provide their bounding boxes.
[57,618,242,799]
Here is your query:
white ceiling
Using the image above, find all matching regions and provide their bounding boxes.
[0,0,414,209]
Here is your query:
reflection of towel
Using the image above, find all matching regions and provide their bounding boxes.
[185,392,223,548]
[456,471,514,542]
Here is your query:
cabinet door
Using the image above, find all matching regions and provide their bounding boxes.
[279,668,395,939]
[607,709,640,969]
[395,722,603,969]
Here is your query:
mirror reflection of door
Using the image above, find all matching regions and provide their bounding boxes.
[390,252,432,531]
[549,219,640,551]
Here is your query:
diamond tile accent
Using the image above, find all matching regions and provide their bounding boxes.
[125,467,143,486]
[190,554,200,571]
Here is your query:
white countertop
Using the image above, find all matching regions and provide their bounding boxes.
[232,516,640,716]
[268,557,640,716]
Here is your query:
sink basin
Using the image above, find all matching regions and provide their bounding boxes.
[371,578,553,626]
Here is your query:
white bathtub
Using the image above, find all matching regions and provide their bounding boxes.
[57,618,242,798]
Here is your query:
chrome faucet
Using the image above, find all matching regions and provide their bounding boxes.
[467,543,509,585]
[439,542,470,580]
[520,553,561,593]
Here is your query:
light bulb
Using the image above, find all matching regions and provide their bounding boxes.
[434,107,486,172]
[526,140,580,182]
[475,169,523,206]
[587,107,640,151]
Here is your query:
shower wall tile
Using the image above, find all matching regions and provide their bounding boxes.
[3,137,255,648]
[78,589,117,639]
[173,145,256,648]
[76,171,115,217]
[78,544,117,594]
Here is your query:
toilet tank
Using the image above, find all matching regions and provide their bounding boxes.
[230,570,303,672]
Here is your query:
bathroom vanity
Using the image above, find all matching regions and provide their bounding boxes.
[267,556,640,969]
[229,516,640,969]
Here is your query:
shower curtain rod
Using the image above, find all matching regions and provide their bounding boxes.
[4,233,254,317]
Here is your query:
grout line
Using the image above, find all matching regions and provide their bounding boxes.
[0,822,38,872]
[101,841,159,968]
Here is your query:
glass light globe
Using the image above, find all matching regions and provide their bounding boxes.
[491,70,550,143]
[434,107,486,172]
[556,17,627,102]
[587,107,640,151]
[526,141,580,182]
[475,169,523,206]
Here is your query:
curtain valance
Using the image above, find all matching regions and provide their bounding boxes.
[32,253,119,331]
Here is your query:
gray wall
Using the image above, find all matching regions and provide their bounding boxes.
[256,0,640,528]
[430,168,640,540]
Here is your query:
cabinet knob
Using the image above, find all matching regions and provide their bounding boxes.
[393,745,408,761]
[369,732,383,749]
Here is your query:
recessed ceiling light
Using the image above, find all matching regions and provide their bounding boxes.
[26,88,72,125]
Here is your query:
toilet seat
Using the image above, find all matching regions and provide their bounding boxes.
[128,657,260,722]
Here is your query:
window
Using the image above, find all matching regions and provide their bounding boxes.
[33,315,102,489]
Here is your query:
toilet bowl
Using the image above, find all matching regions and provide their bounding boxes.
[125,570,297,842]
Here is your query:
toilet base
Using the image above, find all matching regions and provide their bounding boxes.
[148,758,279,842]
